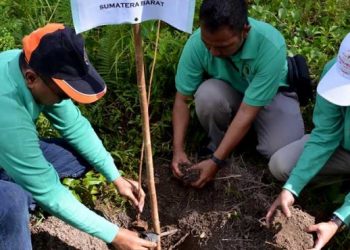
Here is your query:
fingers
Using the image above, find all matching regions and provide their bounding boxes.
[114,228,158,250]
[281,203,291,218]
[135,237,158,249]
[140,239,158,249]
[191,180,205,188]
[171,163,183,178]
[306,224,318,233]
[127,191,140,210]
[137,188,146,212]
[123,178,144,212]
[312,237,325,250]
[130,179,146,213]
[189,164,201,170]
[266,203,277,225]
[134,231,158,249]
[190,175,207,188]
[305,225,323,250]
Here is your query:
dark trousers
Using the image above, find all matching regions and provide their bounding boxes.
[0,138,91,250]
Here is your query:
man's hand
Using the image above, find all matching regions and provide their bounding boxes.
[306,221,339,250]
[112,228,157,250]
[114,177,145,213]
[266,189,295,225]
[190,159,219,188]
[171,151,190,179]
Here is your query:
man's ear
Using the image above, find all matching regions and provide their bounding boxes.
[242,24,251,39]
[24,69,39,89]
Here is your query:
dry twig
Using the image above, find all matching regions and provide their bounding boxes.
[169,232,190,250]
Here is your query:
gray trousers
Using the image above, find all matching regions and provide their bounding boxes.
[269,134,350,181]
[194,79,305,159]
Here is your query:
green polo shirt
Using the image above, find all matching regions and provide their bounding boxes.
[0,50,121,243]
[175,17,288,107]
[284,58,350,225]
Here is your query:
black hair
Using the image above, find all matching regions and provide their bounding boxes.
[19,52,52,85]
[19,52,30,71]
[199,0,248,33]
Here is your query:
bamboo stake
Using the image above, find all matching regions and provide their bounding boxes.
[133,23,161,250]
[137,19,161,220]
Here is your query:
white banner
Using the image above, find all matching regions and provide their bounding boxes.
[70,0,196,34]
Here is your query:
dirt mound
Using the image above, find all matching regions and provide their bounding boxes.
[271,207,315,250]
[31,216,108,250]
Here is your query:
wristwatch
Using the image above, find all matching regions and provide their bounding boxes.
[330,214,347,232]
[210,154,226,168]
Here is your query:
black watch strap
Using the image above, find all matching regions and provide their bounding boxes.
[210,155,225,168]
[330,214,346,232]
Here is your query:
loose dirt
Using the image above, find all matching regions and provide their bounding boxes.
[31,216,109,250]
[178,162,200,185]
[270,207,315,250]
[30,152,318,249]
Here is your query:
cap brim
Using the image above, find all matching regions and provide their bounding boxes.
[317,64,350,106]
[52,65,106,104]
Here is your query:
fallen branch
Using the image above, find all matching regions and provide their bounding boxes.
[214,174,242,180]
[160,229,179,237]
[241,185,269,191]
[265,241,280,247]
[169,232,190,250]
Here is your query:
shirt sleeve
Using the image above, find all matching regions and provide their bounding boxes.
[43,100,120,182]
[283,94,344,196]
[0,101,119,243]
[334,193,350,226]
[175,32,206,96]
[243,45,287,106]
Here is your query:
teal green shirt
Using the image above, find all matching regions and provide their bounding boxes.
[0,50,121,242]
[284,59,350,225]
[175,17,288,107]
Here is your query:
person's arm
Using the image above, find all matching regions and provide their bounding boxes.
[0,114,119,243]
[215,43,287,160]
[43,100,120,182]
[191,43,286,188]
[172,30,206,178]
[214,103,261,159]
[305,218,342,250]
[191,103,260,188]
[283,94,344,196]
[334,193,350,226]
[171,92,192,178]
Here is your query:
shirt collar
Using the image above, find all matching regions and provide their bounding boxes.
[231,18,258,62]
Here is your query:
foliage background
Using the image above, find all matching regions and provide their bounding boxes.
[1,0,350,248]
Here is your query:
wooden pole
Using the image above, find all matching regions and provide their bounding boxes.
[133,23,161,249]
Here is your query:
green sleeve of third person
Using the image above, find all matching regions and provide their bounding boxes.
[334,193,350,226]
[283,94,344,196]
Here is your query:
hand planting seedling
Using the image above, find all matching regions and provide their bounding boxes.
[132,218,149,232]
[138,231,159,243]
[132,218,158,243]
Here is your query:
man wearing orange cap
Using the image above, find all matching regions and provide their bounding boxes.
[0,24,156,250]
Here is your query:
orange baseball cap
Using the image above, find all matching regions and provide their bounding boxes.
[22,23,106,104]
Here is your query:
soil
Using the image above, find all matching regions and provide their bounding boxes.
[30,152,317,249]
[31,216,109,250]
[178,162,200,185]
[270,207,315,250]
